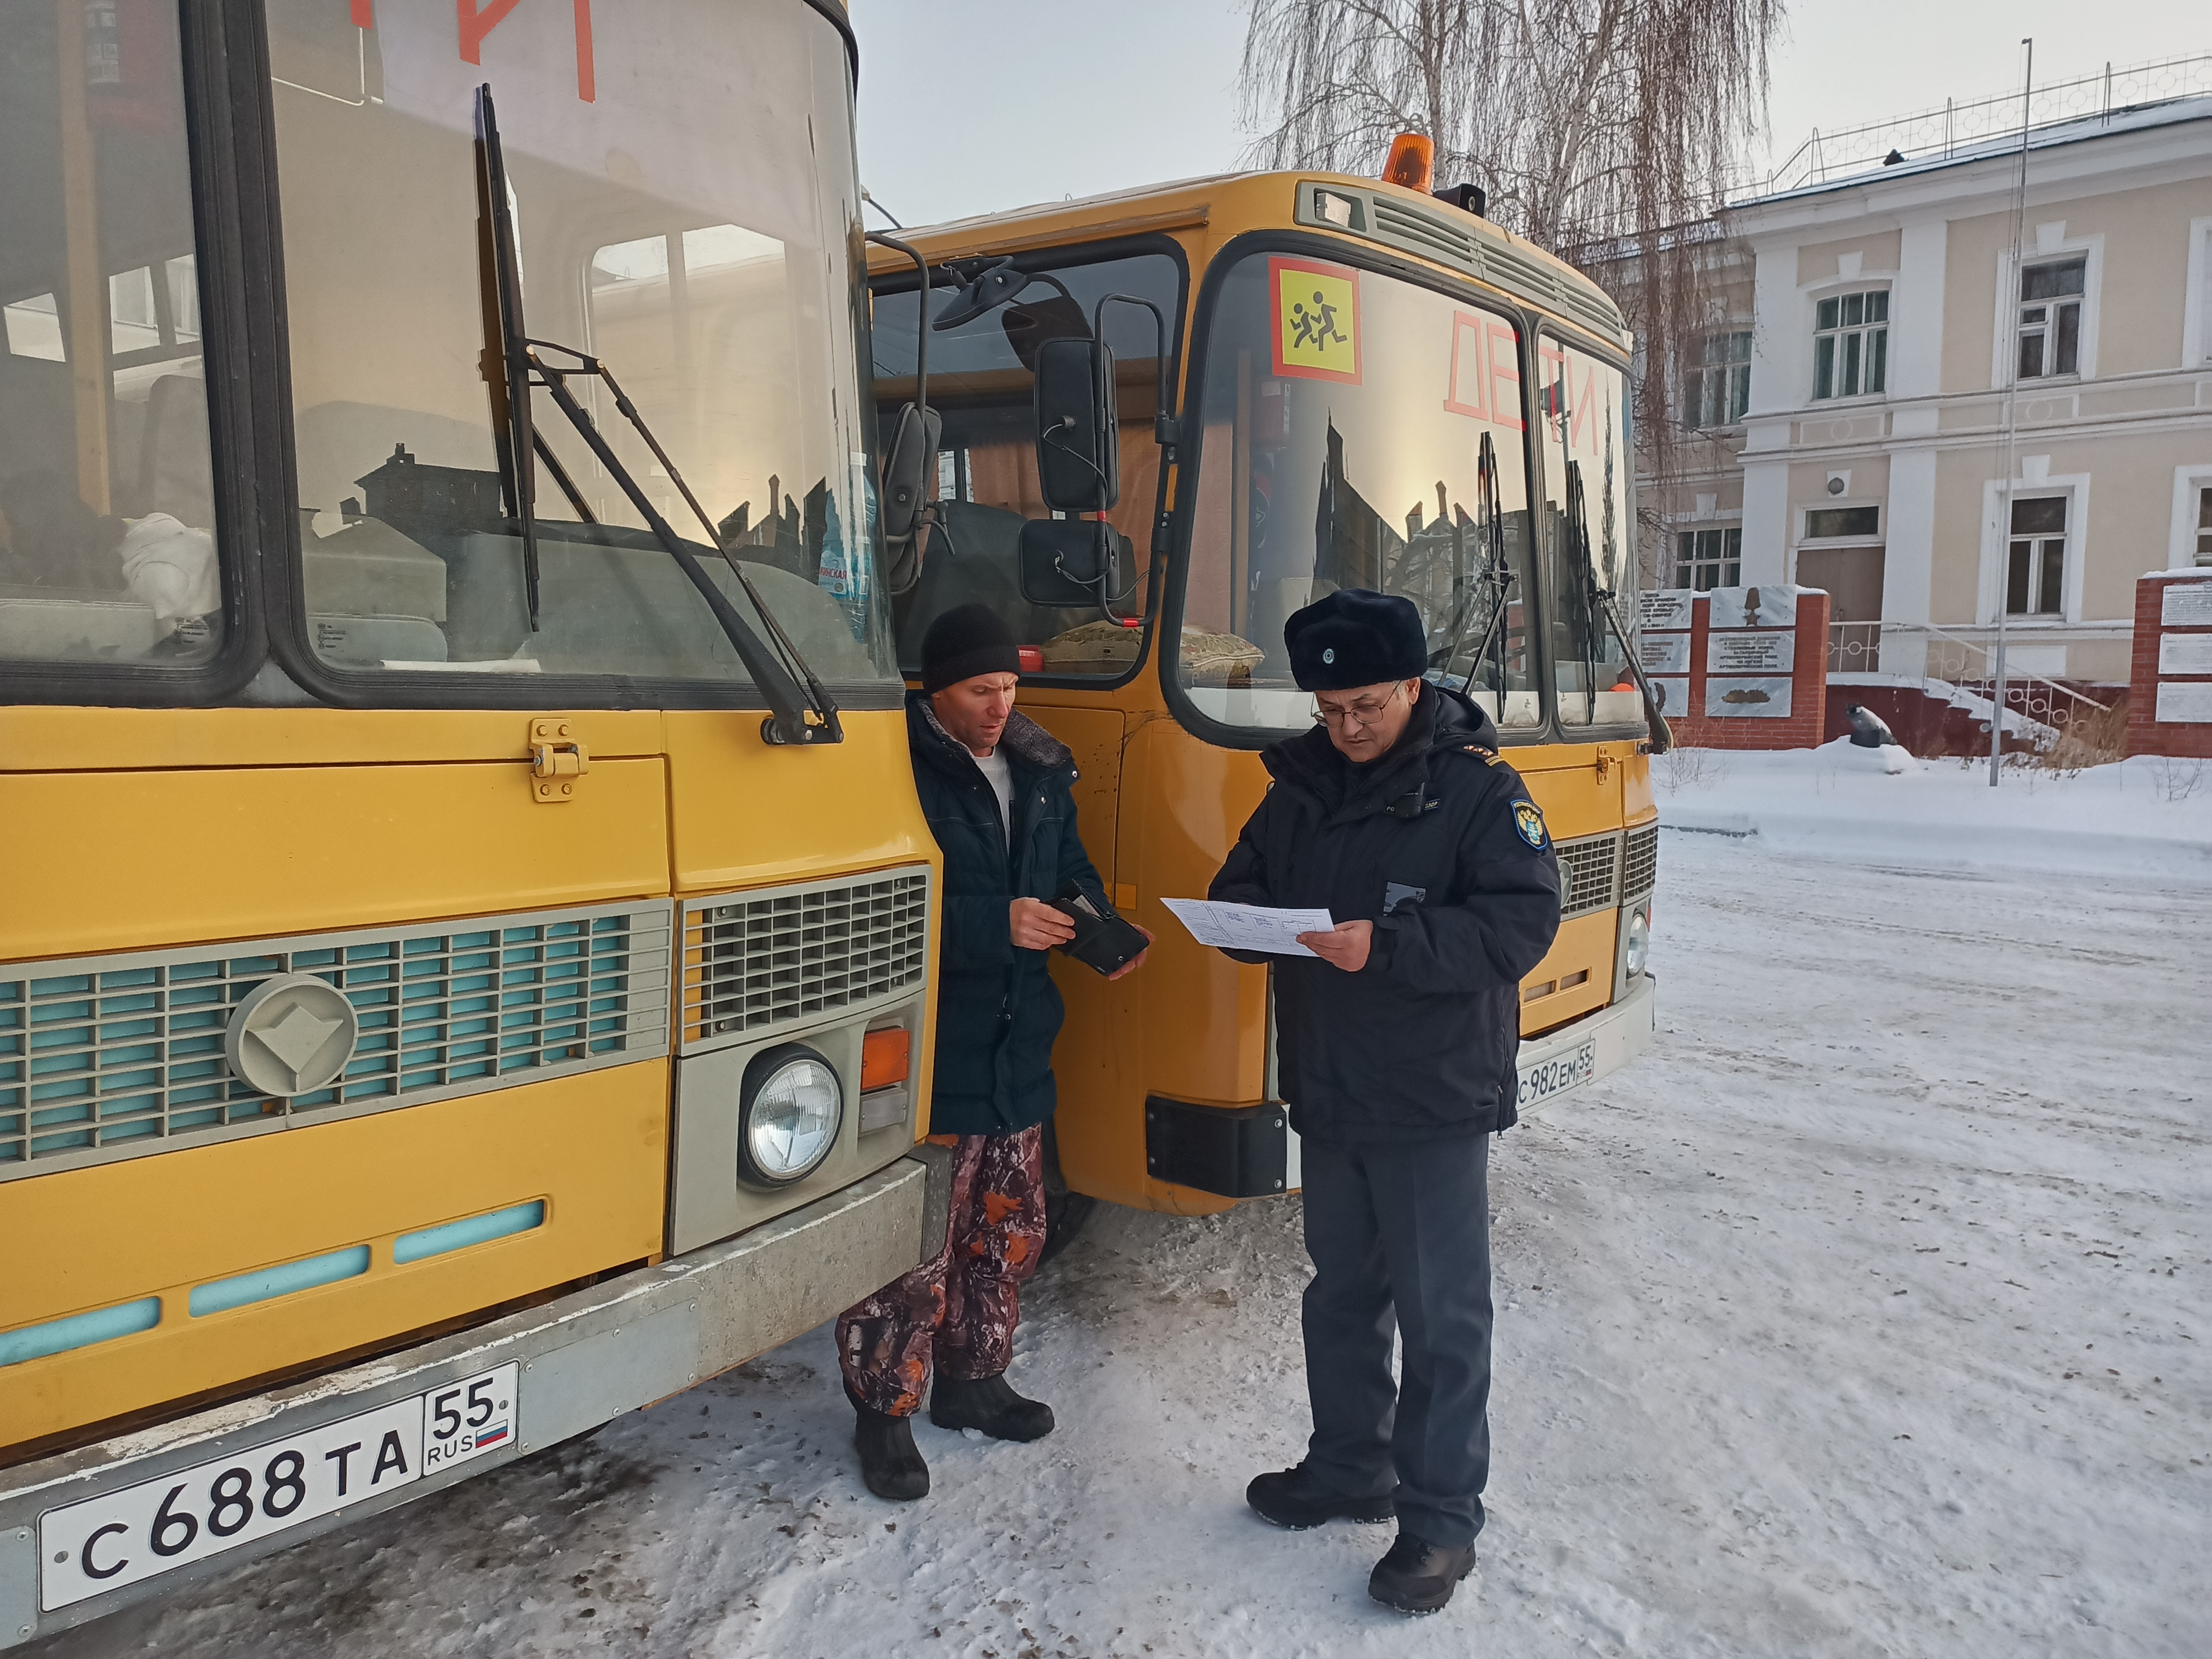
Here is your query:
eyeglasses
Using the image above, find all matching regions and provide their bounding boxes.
[1312,683,1408,729]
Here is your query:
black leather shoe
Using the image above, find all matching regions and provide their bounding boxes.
[929,1372,1055,1442]
[852,1404,929,1501]
[1245,1465,1396,1529]
[1368,1531,1478,1614]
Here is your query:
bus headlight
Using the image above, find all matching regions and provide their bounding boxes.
[1624,909,1650,978]
[739,1045,842,1185]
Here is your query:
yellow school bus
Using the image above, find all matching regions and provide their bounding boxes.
[1,0,945,1641]
[866,162,1657,1224]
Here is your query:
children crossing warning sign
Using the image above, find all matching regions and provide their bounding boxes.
[1270,257,1360,384]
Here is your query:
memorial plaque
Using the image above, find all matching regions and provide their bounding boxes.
[1706,677,1793,718]
[1638,590,1695,632]
[2160,583,2212,628]
[1709,585,1798,629]
[2156,682,2212,724]
[1648,677,1690,718]
[1641,633,1691,675]
[1707,630,1794,675]
[2157,634,2212,676]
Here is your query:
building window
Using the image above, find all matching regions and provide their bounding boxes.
[2006,496,2068,615]
[1804,505,1879,539]
[1674,526,1741,590]
[2017,257,2085,380]
[2197,486,2212,567]
[1682,331,1750,428]
[1813,290,1886,399]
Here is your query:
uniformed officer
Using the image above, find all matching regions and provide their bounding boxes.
[1206,589,1561,1615]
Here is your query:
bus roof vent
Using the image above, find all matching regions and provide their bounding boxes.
[1294,181,1626,346]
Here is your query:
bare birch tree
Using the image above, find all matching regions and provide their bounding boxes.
[1239,0,1781,552]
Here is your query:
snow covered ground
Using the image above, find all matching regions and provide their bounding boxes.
[38,758,2211,1659]
[1657,742,2212,883]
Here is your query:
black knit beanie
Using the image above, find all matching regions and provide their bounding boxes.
[920,603,1021,693]
[1284,588,1428,691]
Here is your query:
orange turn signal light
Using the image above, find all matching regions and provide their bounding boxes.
[1382,132,1435,194]
[861,1027,911,1092]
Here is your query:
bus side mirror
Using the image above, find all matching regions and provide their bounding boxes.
[1034,337,1118,513]
[879,401,940,545]
[1018,517,1127,607]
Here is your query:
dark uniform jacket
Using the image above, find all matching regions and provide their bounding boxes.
[908,691,1107,1138]
[1208,683,1561,1143]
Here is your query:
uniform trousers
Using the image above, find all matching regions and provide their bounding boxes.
[835,1126,1046,1417]
[1299,1131,1494,1550]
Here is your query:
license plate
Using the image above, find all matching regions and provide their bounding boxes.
[39,1361,519,1611]
[1517,1039,1596,1110]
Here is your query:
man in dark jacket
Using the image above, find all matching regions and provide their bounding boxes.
[1207,589,1560,1614]
[836,603,1146,1501]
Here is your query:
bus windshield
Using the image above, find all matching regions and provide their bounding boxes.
[1,0,222,669]
[267,0,896,690]
[1177,251,1541,736]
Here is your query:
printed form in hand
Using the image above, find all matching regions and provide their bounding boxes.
[1160,898,1336,958]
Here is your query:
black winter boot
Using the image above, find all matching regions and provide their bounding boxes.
[928,1372,1055,1442]
[1367,1531,1478,1614]
[852,1403,929,1501]
[1245,1464,1397,1529]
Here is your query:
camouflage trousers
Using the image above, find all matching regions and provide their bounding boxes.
[835,1125,1046,1417]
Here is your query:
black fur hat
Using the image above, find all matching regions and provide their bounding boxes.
[1284,588,1427,691]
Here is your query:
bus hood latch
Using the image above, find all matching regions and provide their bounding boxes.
[529,718,590,803]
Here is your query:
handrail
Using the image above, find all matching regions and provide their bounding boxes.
[1833,618,2113,711]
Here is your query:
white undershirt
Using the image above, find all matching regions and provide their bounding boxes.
[974,747,1015,845]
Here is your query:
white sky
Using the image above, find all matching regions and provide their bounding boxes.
[850,0,2206,231]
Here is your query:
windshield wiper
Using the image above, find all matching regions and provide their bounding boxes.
[476,84,841,746]
[1564,459,1673,753]
[1433,431,1515,700]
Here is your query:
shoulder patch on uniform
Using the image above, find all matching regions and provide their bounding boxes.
[1461,744,1506,767]
[1512,799,1549,849]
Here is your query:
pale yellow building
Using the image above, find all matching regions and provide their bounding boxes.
[1641,77,2212,692]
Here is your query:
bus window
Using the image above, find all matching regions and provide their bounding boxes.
[266,0,896,689]
[870,250,1181,679]
[1177,251,1540,734]
[1538,336,1638,726]
[0,0,221,667]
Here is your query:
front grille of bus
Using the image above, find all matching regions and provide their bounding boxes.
[1554,832,1622,919]
[680,867,930,1050]
[1621,823,1660,903]
[0,900,671,1182]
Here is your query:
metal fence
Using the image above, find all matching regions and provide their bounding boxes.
[1752,53,2212,198]
[1829,620,2118,756]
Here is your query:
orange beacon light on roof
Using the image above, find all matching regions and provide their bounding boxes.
[1383,132,1435,194]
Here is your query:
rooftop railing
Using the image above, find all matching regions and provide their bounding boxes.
[1747,52,2212,201]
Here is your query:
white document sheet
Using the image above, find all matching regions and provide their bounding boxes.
[1160,898,1336,958]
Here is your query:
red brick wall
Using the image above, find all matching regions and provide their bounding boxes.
[2127,572,2212,759]
[1662,588,1831,751]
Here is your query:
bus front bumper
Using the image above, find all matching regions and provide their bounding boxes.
[1513,969,1657,1119]
[0,1148,950,1649]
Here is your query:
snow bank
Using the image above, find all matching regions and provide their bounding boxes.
[1657,743,2212,882]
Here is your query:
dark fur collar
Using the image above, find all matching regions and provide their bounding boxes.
[910,692,1073,776]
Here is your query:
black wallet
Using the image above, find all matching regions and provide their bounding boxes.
[1047,884,1148,977]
